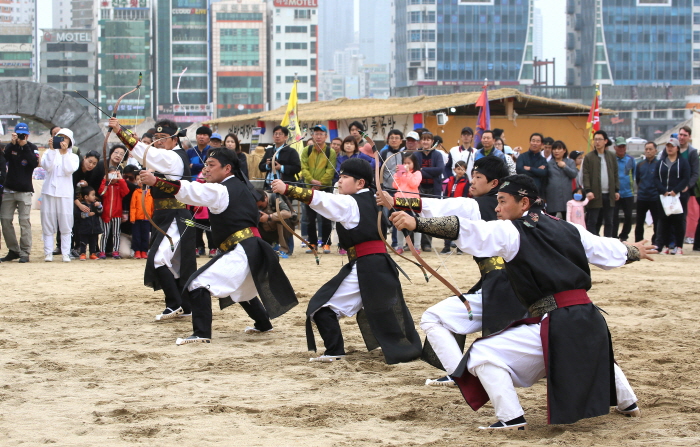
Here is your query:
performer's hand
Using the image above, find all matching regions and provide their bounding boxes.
[375,190,393,209]
[632,239,657,261]
[389,211,417,231]
[108,117,121,131]
[271,179,287,195]
[139,169,157,186]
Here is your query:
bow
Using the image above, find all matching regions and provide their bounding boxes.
[372,135,472,319]
[372,146,428,282]
[103,73,142,187]
[271,135,320,264]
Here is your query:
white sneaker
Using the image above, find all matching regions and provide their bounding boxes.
[155,307,184,321]
[176,335,211,345]
[309,354,345,362]
[62,254,71,262]
[425,376,456,386]
[616,403,641,417]
[44,254,53,262]
[244,326,274,334]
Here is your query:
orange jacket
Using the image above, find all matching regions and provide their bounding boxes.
[130,187,154,222]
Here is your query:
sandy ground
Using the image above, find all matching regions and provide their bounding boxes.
[1,209,699,446]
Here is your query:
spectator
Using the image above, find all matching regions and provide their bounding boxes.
[515,132,548,193]
[492,128,514,155]
[188,126,211,178]
[98,167,130,259]
[569,150,585,190]
[542,137,554,161]
[210,133,222,149]
[495,137,516,175]
[0,143,5,209]
[40,128,80,262]
[335,136,375,183]
[393,152,422,254]
[72,150,103,258]
[656,138,690,255]
[1,123,39,263]
[440,160,469,253]
[141,133,154,145]
[224,133,248,179]
[635,141,662,246]
[300,124,337,254]
[76,186,103,260]
[107,145,127,173]
[583,130,619,237]
[566,187,589,227]
[414,131,444,252]
[117,165,139,258]
[330,137,342,157]
[348,121,373,157]
[259,125,301,189]
[668,125,699,247]
[256,190,294,258]
[445,126,476,180]
[404,131,420,152]
[612,137,636,242]
[129,175,153,260]
[475,130,506,162]
[545,140,578,218]
[379,129,404,249]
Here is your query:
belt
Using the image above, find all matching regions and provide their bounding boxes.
[346,240,386,262]
[528,289,591,318]
[219,227,260,252]
[154,197,186,210]
[476,256,505,275]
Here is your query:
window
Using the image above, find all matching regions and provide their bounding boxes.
[310,58,316,70]
[409,48,423,61]
[408,68,418,80]
[694,31,700,43]
[409,30,421,42]
[216,12,263,21]
[285,76,307,83]
[653,110,667,119]
[276,26,280,33]
[276,76,281,84]
[428,49,436,60]
[637,0,671,5]
[276,42,281,49]
[294,9,311,19]
[426,67,435,79]
[285,59,307,66]
[673,110,686,119]
[285,42,307,50]
[276,59,281,66]
[637,111,651,119]
[458,0,494,4]
[276,92,281,100]
[286,26,308,33]
[422,30,435,42]
[310,25,317,37]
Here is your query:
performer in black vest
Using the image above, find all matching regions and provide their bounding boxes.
[139,148,298,345]
[381,157,527,385]
[390,174,654,429]
[271,158,421,364]
[110,117,197,321]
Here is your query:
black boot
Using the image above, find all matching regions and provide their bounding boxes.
[313,307,345,356]
[155,266,183,312]
[189,287,213,339]
[239,297,273,332]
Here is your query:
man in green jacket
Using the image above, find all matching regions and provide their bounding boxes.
[583,130,619,237]
[301,124,337,254]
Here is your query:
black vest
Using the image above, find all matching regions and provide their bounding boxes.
[473,188,498,221]
[336,190,383,250]
[151,149,191,200]
[505,209,591,306]
[208,176,260,248]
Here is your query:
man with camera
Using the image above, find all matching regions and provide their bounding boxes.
[1,123,39,263]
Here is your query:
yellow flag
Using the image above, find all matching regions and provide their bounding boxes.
[280,80,304,154]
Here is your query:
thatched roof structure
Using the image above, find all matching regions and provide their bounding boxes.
[204,88,615,126]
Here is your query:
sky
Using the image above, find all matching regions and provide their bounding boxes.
[38,0,566,84]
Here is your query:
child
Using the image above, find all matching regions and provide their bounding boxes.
[392,152,422,254]
[440,160,469,254]
[98,166,130,259]
[271,158,421,364]
[129,175,154,259]
[76,186,103,260]
[566,187,589,226]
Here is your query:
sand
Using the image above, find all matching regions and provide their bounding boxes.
[1,209,699,446]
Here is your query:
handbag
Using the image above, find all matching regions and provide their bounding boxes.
[659,194,683,216]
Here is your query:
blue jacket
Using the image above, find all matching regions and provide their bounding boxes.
[187,145,209,178]
[616,154,636,199]
[635,157,662,202]
[475,147,506,162]
[414,149,445,196]
[335,152,375,182]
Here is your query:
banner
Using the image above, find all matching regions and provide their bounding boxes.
[473,86,491,147]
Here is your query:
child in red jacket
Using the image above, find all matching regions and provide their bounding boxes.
[98,167,130,259]
[440,161,469,254]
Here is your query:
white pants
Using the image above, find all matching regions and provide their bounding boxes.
[153,220,182,278]
[188,243,259,303]
[318,264,363,318]
[420,293,483,375]
[466,318,637,422]
[40,195,74,256]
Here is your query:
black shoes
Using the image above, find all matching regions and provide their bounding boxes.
[1,250,20,262]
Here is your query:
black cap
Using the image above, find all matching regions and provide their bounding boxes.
[196,126,212,136]
[461,126,474,135]
[569,150,583,160]
[339,157,373,187]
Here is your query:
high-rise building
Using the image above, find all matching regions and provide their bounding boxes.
[333,44,363,77]
[52,0,72,28]
[72,0,98,29]
[0,0,35,24]
[566,0,694,86]
[533,7,543,61]
[0,24,34,81]
[211,0,267,119]
[155,0,210,125]
[358,0,391,66]
[268,0,318,110]
[98,0,153,125]
[392,0,534,96]
[318,0,353,70]
[40,28,97,116]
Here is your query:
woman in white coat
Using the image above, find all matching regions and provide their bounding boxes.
[41,128,80,262]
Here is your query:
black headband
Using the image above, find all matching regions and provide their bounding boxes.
[499,180,539,201]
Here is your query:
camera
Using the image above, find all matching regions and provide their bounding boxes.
[53,136,64,148]
[108,173,117,180]
[18,134,27,141]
